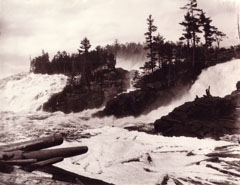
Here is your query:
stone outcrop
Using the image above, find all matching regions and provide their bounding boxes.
[97,80,191,118]
[98,89,177,118]
[154,82,240,139]
[43,68,130,113]
[98,90,158,117]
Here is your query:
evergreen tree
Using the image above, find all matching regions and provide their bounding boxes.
[212,28,227,49]
[200,11,215,48]
[78,37,91,54]
[154,33,165,68]
[78,37,91,87]
[144,15,158,73]
[113,39,120,58]
[180,0,202,68]
[179,12,192,48]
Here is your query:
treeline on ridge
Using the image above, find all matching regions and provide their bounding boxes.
[30,38,116,75]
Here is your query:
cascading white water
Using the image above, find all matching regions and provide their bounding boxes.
[190,60,240,97]
[1,59,240,125]
[0,72,68,112]
[143,59,240,122]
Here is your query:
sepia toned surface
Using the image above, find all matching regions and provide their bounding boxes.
[1,0,240,184]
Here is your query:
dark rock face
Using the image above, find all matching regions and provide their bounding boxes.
[98,85,189,118]
[43,87,105,113]
[100,90,158,118]
[43,68,130,113]
[154,94,240,139]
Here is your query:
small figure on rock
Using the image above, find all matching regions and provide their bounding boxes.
[205,86,211,97]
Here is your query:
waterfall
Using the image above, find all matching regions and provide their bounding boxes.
[0,73,68,112]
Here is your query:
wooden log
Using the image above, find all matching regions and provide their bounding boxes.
[0,161,14,173]
[206,152,240,158]
[0,170,76,185]
[23,157,64,172]
[22,146,88,161]
[206,164,240,178]
[3,150,24,160]
[0,134,63,152]
[0,152,14,160]
[4,159,37,166]
[40,165,114,185]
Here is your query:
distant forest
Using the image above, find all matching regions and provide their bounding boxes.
[30,38,116,75]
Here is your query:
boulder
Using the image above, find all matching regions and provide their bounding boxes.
[100,90,157,117]
[97,87,185,118]
[154,95,238,139]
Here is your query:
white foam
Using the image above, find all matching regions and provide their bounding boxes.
[0,73,68,112]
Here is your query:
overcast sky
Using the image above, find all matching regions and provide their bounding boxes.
[0,0,239,78]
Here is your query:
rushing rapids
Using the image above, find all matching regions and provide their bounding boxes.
[0,73,68,112]
[1,60,240,184]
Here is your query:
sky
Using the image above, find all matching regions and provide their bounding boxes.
[0,0,239,78]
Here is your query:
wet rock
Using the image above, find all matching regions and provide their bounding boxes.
[98,89,177,118]
[101,90,157,117]
[154,95,237,139]
[97,80,192,118]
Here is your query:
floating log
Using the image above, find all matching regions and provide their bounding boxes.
[22,146,88,161]
[0,134,63,152]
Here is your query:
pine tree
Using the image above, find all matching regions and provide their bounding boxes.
[200,11,215,48]
[144,15,158,73]
[179,12,192,48]
[78,37,91,87]
[212,28,227,49]
[78,37,91,54]
[180,0,202,68]
[113,39,120,59]
[154,33,165,68]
